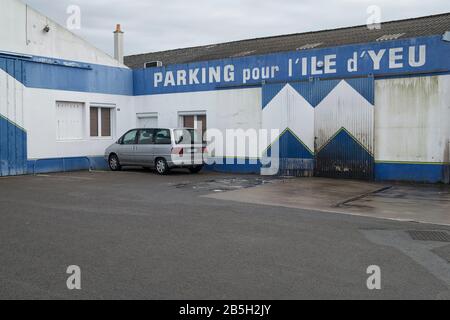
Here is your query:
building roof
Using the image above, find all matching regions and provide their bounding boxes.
[124,13,450,69]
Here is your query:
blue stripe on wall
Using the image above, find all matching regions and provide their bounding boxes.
[1,35,449,97]
[134,35,450,96]
[205,158,262,174]
[23,60,133,95]
[21,155,450,184]
[0,55,133,96]
[27,156,108,174]
[375,162,449,183]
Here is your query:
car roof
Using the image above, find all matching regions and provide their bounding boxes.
[133,128,195,130]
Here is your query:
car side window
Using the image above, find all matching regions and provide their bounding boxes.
[154,129,171,145]
[122,130,138,145]
[138,129,154,145]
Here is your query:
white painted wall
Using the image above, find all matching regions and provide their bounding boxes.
[315,80,374,154]
[0,0,134,162]
[262,84,315,153]
[375,75,450,164]
[1,64,134,160]
[24,87,135,159]
[134,88,262,158]
[0,66,24,129]
[0,0,124,67]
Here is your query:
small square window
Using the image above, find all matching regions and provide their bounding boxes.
[90,106,113,137]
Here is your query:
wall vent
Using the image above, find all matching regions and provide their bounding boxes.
[144,61,163,68]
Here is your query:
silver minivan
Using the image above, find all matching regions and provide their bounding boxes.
[105,128,205,175]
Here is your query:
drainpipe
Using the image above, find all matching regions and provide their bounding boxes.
[114,24,124,64]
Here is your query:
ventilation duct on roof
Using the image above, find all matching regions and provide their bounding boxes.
[296,43,323,50]
[443,31,450,42]
[231,50,256,58]
[376,33,405,41]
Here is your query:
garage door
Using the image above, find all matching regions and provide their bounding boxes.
[262,77,374,179]
[314,78,374,179]
[137,114,158,128]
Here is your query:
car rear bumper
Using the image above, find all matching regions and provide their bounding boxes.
[168,157,205,168]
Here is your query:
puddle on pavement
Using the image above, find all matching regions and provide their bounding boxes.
[172,177,283,192]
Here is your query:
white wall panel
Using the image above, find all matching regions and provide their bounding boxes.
[0,66,24,128]
[25,87,135,159]
[375,75,450,163]
[134,88,262,158]
[262,84,315,152]
[315,80,374,153]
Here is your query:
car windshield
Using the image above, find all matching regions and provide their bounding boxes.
[174,129,203,145]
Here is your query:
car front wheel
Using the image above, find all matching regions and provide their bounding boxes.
[155,158,170,175]
[109,154,122,171]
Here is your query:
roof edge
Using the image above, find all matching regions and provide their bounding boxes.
[125,12,450,59]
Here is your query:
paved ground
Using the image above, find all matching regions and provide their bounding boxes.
[206,178,450,225]
[0,169,449,300]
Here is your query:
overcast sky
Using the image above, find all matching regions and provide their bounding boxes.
[22,0,450,56]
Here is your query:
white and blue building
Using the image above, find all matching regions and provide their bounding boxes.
[1,0,449,183]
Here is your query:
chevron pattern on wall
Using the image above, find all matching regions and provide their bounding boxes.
[262,79,374,156]
[262,78,374,178]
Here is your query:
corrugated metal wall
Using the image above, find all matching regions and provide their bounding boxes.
[0,57,27,176]
[314,78,375,179]
[262,77,374,179]
[262,82,315,176]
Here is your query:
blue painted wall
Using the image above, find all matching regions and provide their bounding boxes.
[375,162,449,183]
[0,54,133,96]
[1,36,449,97]
[0,37,449,182]
[27,156,108,174]
[134,35,450,95]
[0,57,27,176]
[0,115,27,176]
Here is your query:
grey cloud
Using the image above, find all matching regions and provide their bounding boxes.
[22,0,450,56]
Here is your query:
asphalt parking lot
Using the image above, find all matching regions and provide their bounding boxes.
[0,169,449,299]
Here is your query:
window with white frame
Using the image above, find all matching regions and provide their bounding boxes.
[90,106,113,137]
[56,101,84,140]
[179,112,208,140]
[179,112,207,141]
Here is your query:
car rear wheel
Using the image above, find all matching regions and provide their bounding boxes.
[155,158,170,175]
[109,154,122,171]
[189,166,203,174]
